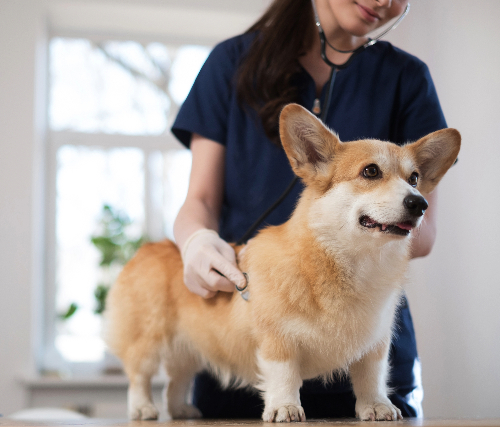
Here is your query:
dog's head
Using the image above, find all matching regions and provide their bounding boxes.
[279,104,460,247]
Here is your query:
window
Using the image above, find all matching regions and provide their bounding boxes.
[44,37,210,372]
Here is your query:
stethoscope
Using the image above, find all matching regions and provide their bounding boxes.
[312,0,410,120]
[236,1,410,247]
[312,0,410,66]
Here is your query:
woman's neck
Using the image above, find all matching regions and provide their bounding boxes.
[299,4,368,96]
[299,35,355,97]
[314,0,369,52]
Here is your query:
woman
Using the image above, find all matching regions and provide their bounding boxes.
[172,0,445,418]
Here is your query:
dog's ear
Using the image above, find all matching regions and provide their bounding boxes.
[407,128,461,194]
[279,103,340,186]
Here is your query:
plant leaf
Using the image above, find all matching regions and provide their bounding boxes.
[59,303,78,320]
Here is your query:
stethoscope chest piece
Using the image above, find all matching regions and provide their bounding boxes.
[235,272,250,301]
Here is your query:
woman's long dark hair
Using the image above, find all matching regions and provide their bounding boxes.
[236,0,315,146]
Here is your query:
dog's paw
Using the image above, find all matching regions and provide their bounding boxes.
[170,404,202,419]
[263,405,306,423]
[356,400,403,421]
[129,403,159,421]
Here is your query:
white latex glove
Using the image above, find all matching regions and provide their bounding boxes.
[181,229,246,299]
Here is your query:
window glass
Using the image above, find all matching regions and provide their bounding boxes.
[169,45,212,105]
[48,37,207,367]
[55,146,145,362]
[49,38,210,134]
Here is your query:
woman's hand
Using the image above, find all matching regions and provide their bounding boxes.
[181,229,246,298]
[174,134,247,298]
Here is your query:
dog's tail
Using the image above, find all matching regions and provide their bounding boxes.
[102,240,182,363]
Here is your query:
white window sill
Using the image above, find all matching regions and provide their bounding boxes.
[20,375,167,418]
[21,374,165,389]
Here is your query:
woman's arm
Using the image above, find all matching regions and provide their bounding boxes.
[174,134,246,298]
[410,188,438,259]
[174,134,225,247]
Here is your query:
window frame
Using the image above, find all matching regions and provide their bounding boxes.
[44,129,188,373]
[42,28,214,375]
[40,0,261,377]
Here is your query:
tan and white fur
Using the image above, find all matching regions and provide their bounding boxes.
[103,104,460,422]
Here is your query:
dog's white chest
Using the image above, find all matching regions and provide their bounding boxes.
[276,287,400,381]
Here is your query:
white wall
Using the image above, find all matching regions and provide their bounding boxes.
[1,0,499,419]
[387,0,500,418]
[0,0,47,416]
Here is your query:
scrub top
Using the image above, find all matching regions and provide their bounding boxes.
[172,32,446,418]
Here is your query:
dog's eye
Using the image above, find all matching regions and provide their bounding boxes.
[363,164,380,179]
[409,172,419,187]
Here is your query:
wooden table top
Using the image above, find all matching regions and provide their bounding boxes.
[1,419,499,427]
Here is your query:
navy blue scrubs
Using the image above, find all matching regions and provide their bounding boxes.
[172,32,446,418]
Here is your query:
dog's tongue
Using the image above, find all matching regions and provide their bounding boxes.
[396,222,413,231]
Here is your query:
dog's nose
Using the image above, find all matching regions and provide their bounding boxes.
[403,195,428,217]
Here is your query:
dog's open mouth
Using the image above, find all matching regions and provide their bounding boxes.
[359,215,413,236]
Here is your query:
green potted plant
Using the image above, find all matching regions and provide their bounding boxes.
[60,204,146,318]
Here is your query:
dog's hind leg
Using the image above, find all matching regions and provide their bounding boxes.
[123,349,161,420]
[164,347,203,419]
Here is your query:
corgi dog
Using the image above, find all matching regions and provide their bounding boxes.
[103,103,460,422]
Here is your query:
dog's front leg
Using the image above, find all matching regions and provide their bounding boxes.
[349,339,403,421]
[257,344,305,423]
